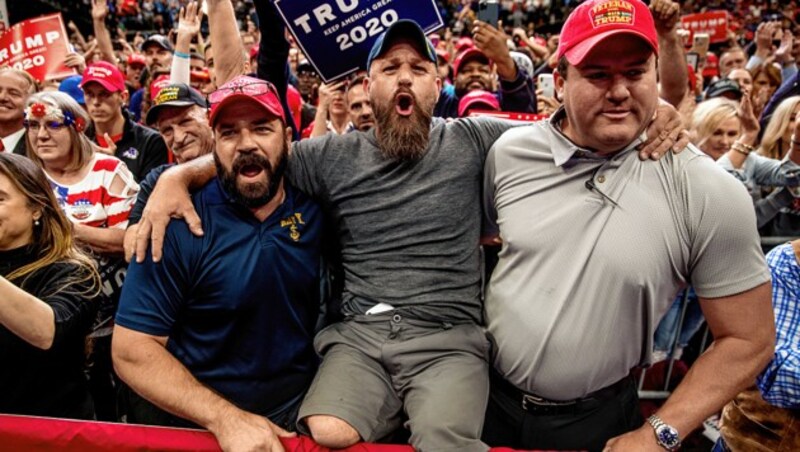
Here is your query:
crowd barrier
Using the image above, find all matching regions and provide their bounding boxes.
[0,414,532,452]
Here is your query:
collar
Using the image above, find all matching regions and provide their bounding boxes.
[548,107,647,167]
[1,128,26,153]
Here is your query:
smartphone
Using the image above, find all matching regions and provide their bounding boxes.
[692,33,710,55]
[478,0,500,28]
[538,74,554,98]
[685,51,699,72]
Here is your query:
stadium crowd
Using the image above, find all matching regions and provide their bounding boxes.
[0,0,799,451]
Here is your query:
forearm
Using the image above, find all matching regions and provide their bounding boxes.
[207,0,245,86]
[112,327,240,431]
[310,106,329,138]
[0,277,56,349]
[657,32,688,107]
[170,34,192,85]
[166,153,217,191]
[495,56,518,82]
[74,223,126,254]
[92,17,117,64]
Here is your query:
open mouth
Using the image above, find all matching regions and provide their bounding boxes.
[395,93,415,117]
[238,164,264,180]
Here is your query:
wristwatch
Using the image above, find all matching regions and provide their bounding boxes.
[647,415,681,451]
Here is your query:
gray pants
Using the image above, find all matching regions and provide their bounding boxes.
[298,312,491,452]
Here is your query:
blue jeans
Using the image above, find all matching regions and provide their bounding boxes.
[653,288,705,352]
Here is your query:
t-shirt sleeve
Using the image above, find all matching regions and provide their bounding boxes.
[684,155,771,298]
[287,136,331,197]
[115,223,195,336]
[453,117,520,161]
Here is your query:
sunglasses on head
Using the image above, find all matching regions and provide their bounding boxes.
[208,81,279,105]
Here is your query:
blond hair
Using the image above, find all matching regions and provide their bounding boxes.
[759,96,800,160]
[25,91,94,173]
[691,97,740,148]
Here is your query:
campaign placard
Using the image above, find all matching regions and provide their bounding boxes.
[274,0,444,82]
[0,13,73,81]
[680,11,729,43]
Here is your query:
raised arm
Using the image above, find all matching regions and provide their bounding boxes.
[206,0,246,86]
[134,154,216,262]
[651,0,687,108]
[170,1,204,85]
[91,0,117,64]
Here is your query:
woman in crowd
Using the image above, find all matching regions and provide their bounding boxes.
[759,95,800,161]
[0,153,101,419]
[749,63,782,119]
[24,91,138,420]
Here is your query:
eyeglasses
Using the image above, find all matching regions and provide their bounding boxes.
[208,81,279,105]
[23,120,68,133]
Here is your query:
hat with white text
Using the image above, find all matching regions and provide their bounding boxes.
[557,0,659,66]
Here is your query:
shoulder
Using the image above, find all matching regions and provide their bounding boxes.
[91,153,125,172]
[767,242,797,268]
[669,145,745,193]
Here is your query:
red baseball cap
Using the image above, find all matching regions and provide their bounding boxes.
[208,75,285,127]
[456,37,474,54]
[703,52,719,78]
[454,48,491,76]
[80,61,126,93]
[458,89,500,117]
[557,0,658,66]
[127,53,147,67]
[149,74,172,99]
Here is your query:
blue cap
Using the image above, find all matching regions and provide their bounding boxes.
[366,20,437,71]
[59,75,85,105]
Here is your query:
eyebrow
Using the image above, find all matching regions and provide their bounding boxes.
[579,59,651,70]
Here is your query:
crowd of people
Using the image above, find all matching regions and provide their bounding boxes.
[0,0,799,451]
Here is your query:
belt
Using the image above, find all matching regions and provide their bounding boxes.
[491,370,634,415]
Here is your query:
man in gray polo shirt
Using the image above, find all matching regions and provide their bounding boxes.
[481,0,775,451]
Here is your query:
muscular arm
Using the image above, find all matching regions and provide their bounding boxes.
[607,283,775,449]
[112,326,289,451]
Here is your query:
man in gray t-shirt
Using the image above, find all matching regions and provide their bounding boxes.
[481,0,775,451]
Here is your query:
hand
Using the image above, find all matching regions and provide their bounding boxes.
[95,134,117,156]
[316,81,346,110]
[639,101,689,160]
[472,20,516,80]
[82,41,98,61]
[67,21,79,32]
[650,0,680,35]
[512,27,528,40]
[177,1,203,41]
[775,30,794,63]
[535,88,560,116]
[604,425,663,451]
[209,407,295,452]
[63,52,87,74]
[739,88,761,136]
[133,32,145,49]
[755,21,779,55]
[124,224,139,263]
[135,170,203,263]
[91,0,109,22]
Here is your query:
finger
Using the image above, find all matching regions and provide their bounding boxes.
[183,206,204,237]
[135,219,152,263]
[673,130,691,153]
[123,226,137,263]
[272,425,295,438]
[179,6,185,21]
[150,219,165,263]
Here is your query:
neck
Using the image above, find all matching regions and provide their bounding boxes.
[250,180,286,222]
[0,119,23,138]
[329,111,349,132]
[94,112,126,137]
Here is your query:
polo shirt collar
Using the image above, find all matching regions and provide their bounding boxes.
[547,107,647,167]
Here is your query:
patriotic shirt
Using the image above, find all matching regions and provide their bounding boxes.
[48,153,139,229]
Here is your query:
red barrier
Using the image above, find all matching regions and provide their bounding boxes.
[0,414,530,451]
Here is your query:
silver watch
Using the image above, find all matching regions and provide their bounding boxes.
[647,414,681,451]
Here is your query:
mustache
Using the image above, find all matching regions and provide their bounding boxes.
[232,152,270,173]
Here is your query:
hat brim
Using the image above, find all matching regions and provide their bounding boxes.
[145,100,199,126]
[208,93,284,127]
[563,30,657,66]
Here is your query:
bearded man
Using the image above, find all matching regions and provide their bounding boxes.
[132,16,685,451]
[112,77,323,452]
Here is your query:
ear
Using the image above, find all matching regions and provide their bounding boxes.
[554,69,565,99]
[363,74,371,95]
[284,125,292,148]
[32,210,42,222]
[121,89,130,103]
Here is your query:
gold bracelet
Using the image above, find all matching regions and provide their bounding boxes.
[736,141,755,152]
[732,142,751,156]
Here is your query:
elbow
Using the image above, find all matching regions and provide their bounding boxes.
[31,333,55,351]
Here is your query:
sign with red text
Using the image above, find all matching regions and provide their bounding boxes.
[0,13,73,81]
[680,11,729,43]
[469,110,550,123]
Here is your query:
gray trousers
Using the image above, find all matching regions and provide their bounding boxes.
[297,312,491,452]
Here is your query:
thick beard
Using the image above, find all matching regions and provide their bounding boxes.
[215,141,288,209]
[373,90,432,162]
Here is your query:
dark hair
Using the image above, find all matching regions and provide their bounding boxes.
[556,56,569,80]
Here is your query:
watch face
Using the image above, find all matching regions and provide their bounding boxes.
[657,425,681,448]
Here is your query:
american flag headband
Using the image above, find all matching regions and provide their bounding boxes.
[24,103,87,133]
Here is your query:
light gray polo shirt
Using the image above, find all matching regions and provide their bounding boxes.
[483,110,770,400]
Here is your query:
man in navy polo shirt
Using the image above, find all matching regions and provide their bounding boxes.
[112,76,322,451]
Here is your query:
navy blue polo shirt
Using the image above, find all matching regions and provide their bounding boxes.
[116,178,322,417]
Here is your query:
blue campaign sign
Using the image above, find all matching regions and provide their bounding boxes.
[273,0,444,82]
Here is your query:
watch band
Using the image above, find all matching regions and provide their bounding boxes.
[647,414,681,451]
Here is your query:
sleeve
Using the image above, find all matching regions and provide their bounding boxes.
[497,64,537,114]
[747,154,800,187]
[137,133,170,182]
[454,117,521,160]
[482,146,499,238]
[35,264,99,350]
[169,52,191,85]
[104,160,140,229]
[756,244,800,409]
[128,164,172,226]
[286,136,331,197]
[754,188,795,229]
[115,223,195,336]
[684,158,771,298]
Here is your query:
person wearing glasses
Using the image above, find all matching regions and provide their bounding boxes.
[24,91,139,420]
[112,76,323,450]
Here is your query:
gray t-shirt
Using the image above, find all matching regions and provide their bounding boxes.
[288,117,514,323]
[483,117,771,400]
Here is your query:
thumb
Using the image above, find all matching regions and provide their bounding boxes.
[272,424,296,438]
